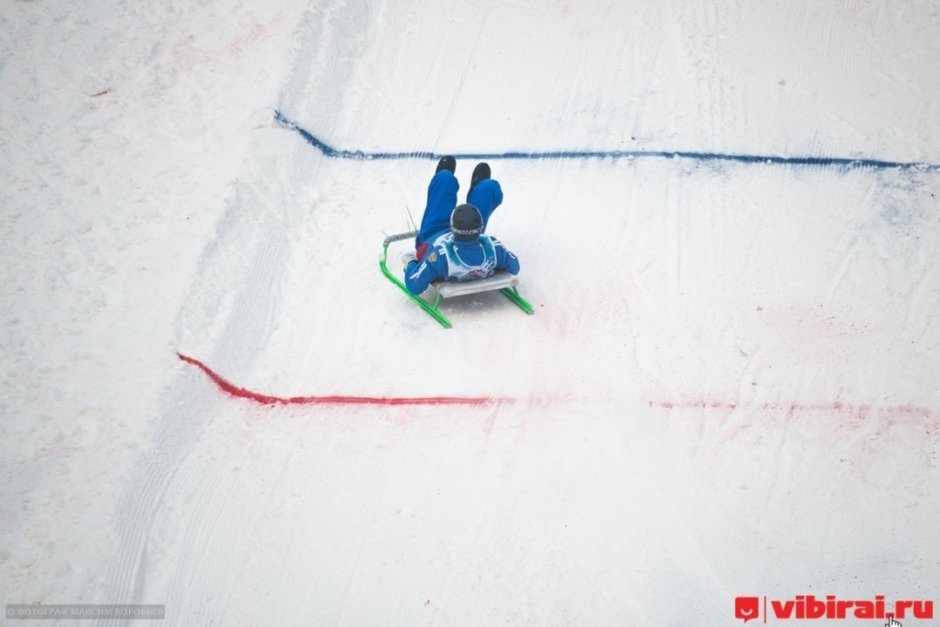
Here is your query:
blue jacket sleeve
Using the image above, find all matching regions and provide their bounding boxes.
[404,250,449,295]
[492,238,520,275]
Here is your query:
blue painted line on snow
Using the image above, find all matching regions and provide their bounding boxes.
[274,110,939,171]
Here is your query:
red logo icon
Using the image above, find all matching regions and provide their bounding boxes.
[735,596,760,623]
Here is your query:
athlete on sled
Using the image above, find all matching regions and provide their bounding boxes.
[404,157,520,296]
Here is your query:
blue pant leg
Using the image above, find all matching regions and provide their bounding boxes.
[417,170,459,245]
[468,179,503,231]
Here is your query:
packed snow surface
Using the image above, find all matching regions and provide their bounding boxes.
[1,1,938,625]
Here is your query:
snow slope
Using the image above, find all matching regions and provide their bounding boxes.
[2,1,939,625]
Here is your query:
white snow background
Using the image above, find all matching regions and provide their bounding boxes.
[1,1,938,625]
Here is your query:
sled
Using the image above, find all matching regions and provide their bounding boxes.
[380,231,534,328]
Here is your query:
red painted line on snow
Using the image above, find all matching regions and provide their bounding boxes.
[649,399,936,421]
[177,353,511,407]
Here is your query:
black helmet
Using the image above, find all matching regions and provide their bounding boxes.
[451,204,483,241]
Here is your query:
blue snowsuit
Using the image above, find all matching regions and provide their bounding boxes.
[404,233,520,296]
[415,170,503,249]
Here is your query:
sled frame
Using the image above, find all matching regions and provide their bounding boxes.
[380,231,534,328]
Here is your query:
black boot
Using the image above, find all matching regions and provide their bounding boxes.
[435,155,456,174]
[467,162,491,201]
